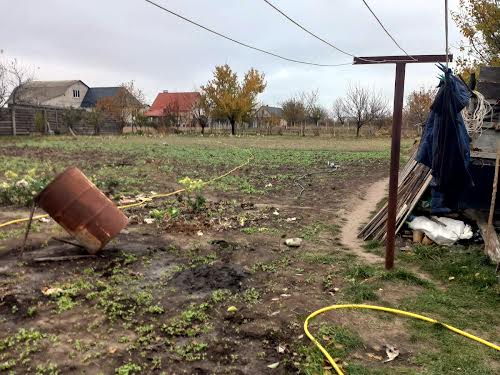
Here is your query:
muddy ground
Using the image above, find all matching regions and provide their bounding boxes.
[1,136,498,375]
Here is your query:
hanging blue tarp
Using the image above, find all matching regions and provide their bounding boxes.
[416,66,473,208]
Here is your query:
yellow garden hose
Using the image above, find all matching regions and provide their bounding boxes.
[304,304,500,375]
[0,153,253,230]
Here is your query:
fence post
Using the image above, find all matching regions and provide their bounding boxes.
[11,107,17,136]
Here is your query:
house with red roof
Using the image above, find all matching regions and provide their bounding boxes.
[145,91,200,127]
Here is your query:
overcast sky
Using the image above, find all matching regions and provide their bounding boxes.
[1,0,463,108]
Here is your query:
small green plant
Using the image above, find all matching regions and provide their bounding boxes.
[251,256,291,273]
[178,176,205,192]
[26,306,37,318]
[0,359,16,371]
[115,362,141,375]
[149,208,166,221]
[147,304,165,314]
[151,356,162,370]
[161,303,210,337]
[189,253,218,267]
[242,287,261,304]
[167,206,180,219]
[35,361,59,375]
[121,252,138,265]
[211,289,231,303]
[174,341,208,361]
[178,176,206,212]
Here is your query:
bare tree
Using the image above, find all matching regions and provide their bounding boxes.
[192,96,209,135]
[95,81,145,132]
[304,89,327,128]
[332,98,346,126]
[342,83,388,137]
[281,93,306,133]
[0,57,35,107]
[0,63,7,107]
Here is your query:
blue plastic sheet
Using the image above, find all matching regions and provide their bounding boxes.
[416,66,473,208]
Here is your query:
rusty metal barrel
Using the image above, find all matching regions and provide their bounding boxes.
[35,167,128,254]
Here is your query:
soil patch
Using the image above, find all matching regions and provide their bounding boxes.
[169,263,249,292]
[340,178,388,264]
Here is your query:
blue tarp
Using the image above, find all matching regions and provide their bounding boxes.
[416,67,473,208]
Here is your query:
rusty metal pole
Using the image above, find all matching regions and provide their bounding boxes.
[353,55,450,269]
[385,62,406,270]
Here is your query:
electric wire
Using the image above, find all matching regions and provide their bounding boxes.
[360,0,416,61]
[262,0,355,57]
[143,0,351,67]
[262,0,415,64]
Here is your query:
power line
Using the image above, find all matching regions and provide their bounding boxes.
[143,0,352,67]
[262,0,355,58]
[262,0,414,64]
[360,0,416,61]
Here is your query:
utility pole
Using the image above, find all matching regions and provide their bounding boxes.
[353,54,452,270]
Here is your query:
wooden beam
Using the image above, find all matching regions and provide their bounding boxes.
[354,53,453,270]
[353,54,453,65]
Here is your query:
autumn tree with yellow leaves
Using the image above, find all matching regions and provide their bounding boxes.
[200,64,266,135]
[452,0,500,75]
[404,87,436,134]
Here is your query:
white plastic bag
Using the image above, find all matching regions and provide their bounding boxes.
[408,216,473,246]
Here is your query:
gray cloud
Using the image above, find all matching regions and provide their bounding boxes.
[1,0,463,107]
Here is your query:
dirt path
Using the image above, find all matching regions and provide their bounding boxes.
[340,178,388,264]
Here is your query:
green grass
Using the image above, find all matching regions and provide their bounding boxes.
[0,135,400,211]
[301,252,339,265]
[213,175,262,194]
[297,324,363,375]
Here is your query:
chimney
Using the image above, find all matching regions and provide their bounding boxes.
[163,90,169,93]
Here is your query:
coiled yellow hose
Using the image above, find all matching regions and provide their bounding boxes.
[304,304,500,375]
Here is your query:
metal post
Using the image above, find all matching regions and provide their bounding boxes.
[385,62,406,270]
[445,0,449,69]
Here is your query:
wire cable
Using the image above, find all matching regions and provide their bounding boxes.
[262,0,414,64]
[143,0,351,67]
[262,0,355,58]
[360,0,416,61]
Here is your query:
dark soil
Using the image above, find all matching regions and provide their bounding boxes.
[170,264,249,292]
[0,141,405,375]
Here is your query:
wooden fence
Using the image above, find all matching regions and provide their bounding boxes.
[0,104,121,136]
[172,122,419,138]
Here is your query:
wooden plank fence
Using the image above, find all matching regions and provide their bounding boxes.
[0,104,121,136]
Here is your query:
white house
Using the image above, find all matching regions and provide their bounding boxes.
[9,80,89,108]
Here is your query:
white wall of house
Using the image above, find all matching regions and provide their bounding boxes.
[43,82,88,108]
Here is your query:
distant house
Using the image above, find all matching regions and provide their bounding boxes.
[8,80,89,108]
[8,81,143,112]
[81,87,128,109]
[3,80,147,135]
[254,105,287,127]
[145,91,200,126]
